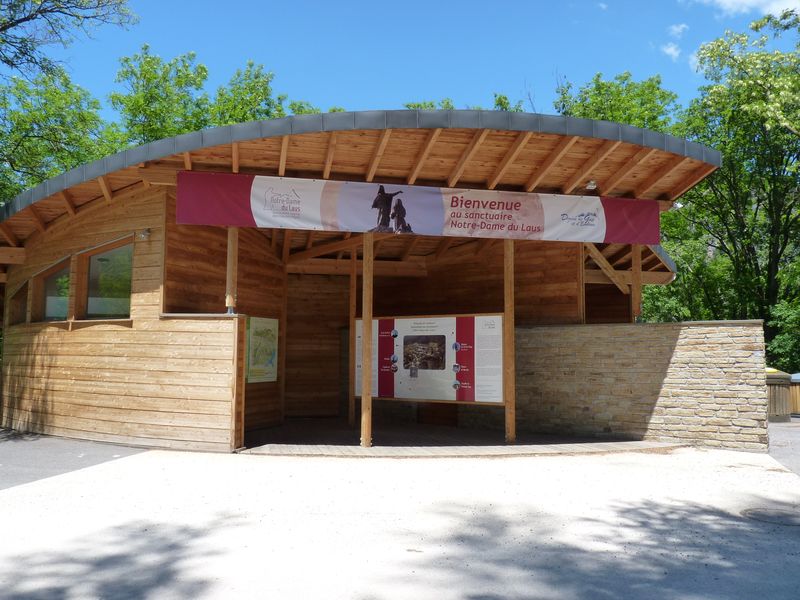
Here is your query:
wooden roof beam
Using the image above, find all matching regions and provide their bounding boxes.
[289,233,372,263]
[366,129,392,182]
[0,247,25,264]
[323,131,337,179]
[635,155,690,198]
[433,237,454,260]
[584,243,629,294]
[183,152,193,171]
[584,269,674,285]
[474,238,497,256]
[668,163,717,201]
[0,222,19,246]
[59,190,77,216]
[282,228,293,263]
[336,231,352,259]
[562,140,621,195]
[278,136,289,177]
[287,257,427,278]
[599,147,657,196]
[305,230,316,250]
[232,142,240,174]
[401,235,420,260]
[97,176,113,203]
[28,205,46,233]
[525,135,578,192]
[408,128,441,185]
[487,131,533,190]
[448,129,489,188]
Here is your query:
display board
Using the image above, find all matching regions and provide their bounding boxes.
[246,317,279,383]
[355,315,503,404]
[177,171,660,245]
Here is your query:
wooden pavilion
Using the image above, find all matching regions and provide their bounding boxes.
[0,110,722,451]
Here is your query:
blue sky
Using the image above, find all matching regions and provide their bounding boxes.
[47,0,800,120]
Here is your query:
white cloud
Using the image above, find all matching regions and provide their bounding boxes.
[694,0,800,15]
[661,42,682,61]
[598,2,608,9]
[669,23,690,38]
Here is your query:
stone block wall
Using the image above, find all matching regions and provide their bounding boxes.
[461,321,768,450]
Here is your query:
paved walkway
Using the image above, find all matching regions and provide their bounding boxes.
[769,415,800,476]
[1,444,799,599]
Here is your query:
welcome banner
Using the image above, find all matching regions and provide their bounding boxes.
[177,171,660,244]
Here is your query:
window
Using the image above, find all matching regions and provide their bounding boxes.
[83,242,133,319]
[32,261,70,322]
[8,282,28,326]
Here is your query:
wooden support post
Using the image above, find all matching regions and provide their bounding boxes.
[578,243,586,324]
[631,243,642,322]
[360,232,374,448]
[279,264,288,423]
[225,227,238,313]
[503,239,516,443]
[348,249,357,426]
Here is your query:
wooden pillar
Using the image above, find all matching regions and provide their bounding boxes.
[503,239,516,443]
[348,249,357,426]
[631,243,642,322]
[577,243,586,324]
[279,263,288,423]
[360,232,374,448]
[225,227,239,314]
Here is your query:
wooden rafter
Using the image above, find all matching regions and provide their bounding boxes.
[271,228,279,251]
[408,128,441,185]
[0,222,19,246]
[28,205,46,233]
[282,229,293,263]
[305,230,316,250]
[97,176,113,203]
[668,163,717,201]
[335,231,352,259]
[323,131,337,179]
[433,237,454,260]
[562,140,621,194]
[584,269,674,285]
[0,247,25,263]
[488,131,532,190]
[635,155,689,198]
[474,238,497,255]
[448,129,489,188]
[59,190,77,216]
[366,129,392,182]
[287,257,427,278]
[401,235,420,260]
[232,142,240,174]
[525,135,578,192]
[584,243,629,294]
[183,152,193,171]
[278,136,289,177]
[599,147,657,195]
[288,233,370,263]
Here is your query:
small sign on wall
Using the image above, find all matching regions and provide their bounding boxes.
[355,315,503,404]
[247,317,279,383]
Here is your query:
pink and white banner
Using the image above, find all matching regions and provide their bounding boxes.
[177,171,660,244]
[355,315,503,404]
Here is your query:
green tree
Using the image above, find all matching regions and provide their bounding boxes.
[554,72,679,131]
[109,44,210,145]
[404,98,455,110]
[210,61,286,125]
[0,69,118,201]
[0,0,136,77]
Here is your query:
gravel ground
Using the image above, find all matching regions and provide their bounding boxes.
[0,445,799,600]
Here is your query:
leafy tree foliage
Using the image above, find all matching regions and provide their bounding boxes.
[554,71,678,131]
[0,69,118,199]
[0,0,136,77]
[210,61,286,125]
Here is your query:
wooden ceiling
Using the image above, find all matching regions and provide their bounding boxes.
[0,112,719,282]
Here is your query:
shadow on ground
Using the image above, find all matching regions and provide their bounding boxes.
[0,515,239,600]
[365,495,800,600]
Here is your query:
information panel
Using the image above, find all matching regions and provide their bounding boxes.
[247,317,279,383]
[355,315,503,404]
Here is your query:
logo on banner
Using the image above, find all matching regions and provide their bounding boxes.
[560,211,599,228]
[264,187,302,217]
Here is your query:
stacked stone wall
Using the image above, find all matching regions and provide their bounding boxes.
[460,321,768,451]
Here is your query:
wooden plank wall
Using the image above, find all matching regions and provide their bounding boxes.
[163,197,286,432]
[585,284,632,324]
[1,188,237,451]
[374,240,582,325]
[285,273,349,417]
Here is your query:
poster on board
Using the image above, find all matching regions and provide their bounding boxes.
[247,317,279,383]
[177,171,660,245]
[355,315,503,404]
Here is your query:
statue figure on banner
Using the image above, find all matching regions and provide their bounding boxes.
[391,199,412,233]
[371,185,403,232]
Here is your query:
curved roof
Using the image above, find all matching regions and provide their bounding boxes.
[0,110,719,279]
